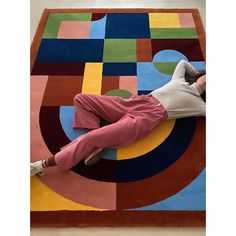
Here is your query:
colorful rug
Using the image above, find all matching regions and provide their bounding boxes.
[30,8,206,227]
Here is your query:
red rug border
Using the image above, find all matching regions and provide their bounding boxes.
[31,210,205,227]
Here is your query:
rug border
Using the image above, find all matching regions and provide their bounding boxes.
[31,210,205,227]
[30,8,206,227]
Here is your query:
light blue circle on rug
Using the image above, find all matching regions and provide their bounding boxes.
[137,62,171,90]
[59,106,87,140]
[153,49,188,62]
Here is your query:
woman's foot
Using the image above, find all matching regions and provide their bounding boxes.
[85,148,104,166]
[30,160,46,176]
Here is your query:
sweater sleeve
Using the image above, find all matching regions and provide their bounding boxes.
[199,101,206,116]
[172,60,199,81]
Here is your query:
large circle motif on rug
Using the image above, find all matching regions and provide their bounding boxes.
[39,88,205,210]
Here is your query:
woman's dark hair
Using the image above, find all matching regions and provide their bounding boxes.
[189,70,206,102]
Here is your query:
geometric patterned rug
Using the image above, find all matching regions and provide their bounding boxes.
[30,8,206,227]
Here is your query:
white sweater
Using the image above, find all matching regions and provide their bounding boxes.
[151,60,206,119]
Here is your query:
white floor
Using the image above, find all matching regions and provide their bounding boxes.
[31,227,205,236]
[30,0,206,235]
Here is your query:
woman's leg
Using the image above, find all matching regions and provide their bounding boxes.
[31,94,129,176]
[31,116,135,175]
[53,94,167,171]
[73,94,128,129]
[55,115,147,171]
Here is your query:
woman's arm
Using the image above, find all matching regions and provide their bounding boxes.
[172,60,199,81]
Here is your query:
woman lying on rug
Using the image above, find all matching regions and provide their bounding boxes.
[30,60,206,176]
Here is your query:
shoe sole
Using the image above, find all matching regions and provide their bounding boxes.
[85,148,103,166]
[30,168,45,176]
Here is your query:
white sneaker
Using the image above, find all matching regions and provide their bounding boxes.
[30,160,45,176]
[85,148,104,166]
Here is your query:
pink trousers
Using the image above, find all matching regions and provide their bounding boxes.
[55,94,168,171]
